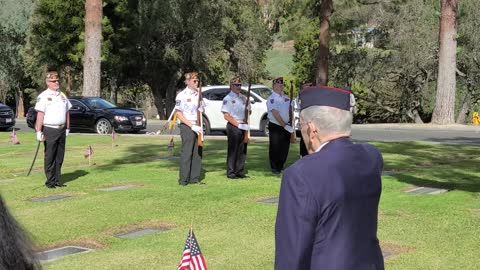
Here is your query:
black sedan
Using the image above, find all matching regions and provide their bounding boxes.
[0,103,15,131]
[27,97,147,134]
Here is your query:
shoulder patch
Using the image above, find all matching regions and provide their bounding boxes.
[175,100,181,106]
[270,99,274,104]
[223,100,227,105]
[37,97,41,102]
[232,100,236,104]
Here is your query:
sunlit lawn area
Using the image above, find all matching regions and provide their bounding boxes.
[0,131,479,269]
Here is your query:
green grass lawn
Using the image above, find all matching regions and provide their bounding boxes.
[0,132,479,269]
[265,47,294,79]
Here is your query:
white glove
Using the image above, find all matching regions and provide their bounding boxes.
[284,125,294,133]
[238,123,249,131]
[191,125,203,134]
[36,131,44,141]
[66,129,70,136]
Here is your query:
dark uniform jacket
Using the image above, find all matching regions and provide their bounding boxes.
[275,137,384,270]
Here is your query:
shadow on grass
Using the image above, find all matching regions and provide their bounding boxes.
[92,140,479,192]
[94,140,277,178]
[425,136,480,146]
[62,170,89,184]
[377,142,480,193]
[390,173,480,193]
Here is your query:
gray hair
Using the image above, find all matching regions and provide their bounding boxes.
[300,106,352,137]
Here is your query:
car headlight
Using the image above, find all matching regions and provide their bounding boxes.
[142,115,146,121]
[114,115,129,121]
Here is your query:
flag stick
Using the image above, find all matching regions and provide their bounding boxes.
[189,224,193,249]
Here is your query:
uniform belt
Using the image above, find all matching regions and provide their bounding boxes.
[44,124,65,129]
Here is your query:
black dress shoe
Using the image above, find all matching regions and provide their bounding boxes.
[45,185,56,189]
[271,169,281,175]
[179,182,188,186]
[56,183,67,187]
[227,175,237,179]
[236,175,249,179]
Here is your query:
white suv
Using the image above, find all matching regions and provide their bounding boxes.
[201,85,272,135]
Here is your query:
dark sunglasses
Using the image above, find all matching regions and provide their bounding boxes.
[232,83,242,87]
[192,79,199,83]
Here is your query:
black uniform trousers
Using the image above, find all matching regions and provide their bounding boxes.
[43,126,66,187]
[226,123,247,177]
[179,123,202,185]
[268,122,291,173]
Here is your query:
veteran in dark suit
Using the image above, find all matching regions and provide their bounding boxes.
[275,86,384,270]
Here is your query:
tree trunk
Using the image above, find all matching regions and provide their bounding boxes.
[431,0,457,124]
[456,91,471,123]
[407,108,424,123]
[165,69,183,119]
[64,65,72,96]
[150,76,166,120]
[315,0,333,86]
[82,0,102,97]
[108,77,117,103]
[16,87,24,118]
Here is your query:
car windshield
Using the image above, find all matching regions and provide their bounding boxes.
[83,98,117,109]
[252,87,272,100]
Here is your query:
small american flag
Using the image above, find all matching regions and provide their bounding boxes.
[112,130,118,140]
[10,129,20,145]
[178,229,207,270]
[84,145,94,158]
[168,137,175,150]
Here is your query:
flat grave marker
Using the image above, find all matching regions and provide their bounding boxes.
[115,227,170,239]
[406,187,449,195]
[382,250,394,259]
[96,185,135,192]
[257,197,279,204]
[30,195,71,203]
[156,155,179,160]
[36,246,92,262]
[382,170,399,176]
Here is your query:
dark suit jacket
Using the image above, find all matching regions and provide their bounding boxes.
[275,137,384,270]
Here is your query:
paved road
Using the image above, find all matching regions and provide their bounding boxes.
[8,119,480,145]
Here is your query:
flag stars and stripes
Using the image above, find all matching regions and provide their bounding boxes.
[178,230,207,270]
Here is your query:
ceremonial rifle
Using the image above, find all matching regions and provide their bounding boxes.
[289,82,297,143]
[197,80,204,147]
[243,82,252,144]
[27,140,41,176]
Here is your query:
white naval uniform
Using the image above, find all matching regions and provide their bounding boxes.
[267,91,291,125]
[34,88,72,188]
[266,91,293,174]
[221,91,251,123]
[221,90,251,178]
[175,86,206,185]
[174,87,206,125]
[35,89,72,126]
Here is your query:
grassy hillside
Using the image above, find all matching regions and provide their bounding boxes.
[265,41,294,79]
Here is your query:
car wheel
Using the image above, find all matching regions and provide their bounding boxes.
[260,118,269,137]
[202,116,211,135]
[95,118,112,134]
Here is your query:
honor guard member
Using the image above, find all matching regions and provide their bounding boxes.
[266,77,294,174]
[35,71,72,189]
[175,72,206,186]
[275,86,384,270]
[221,77,251,179]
